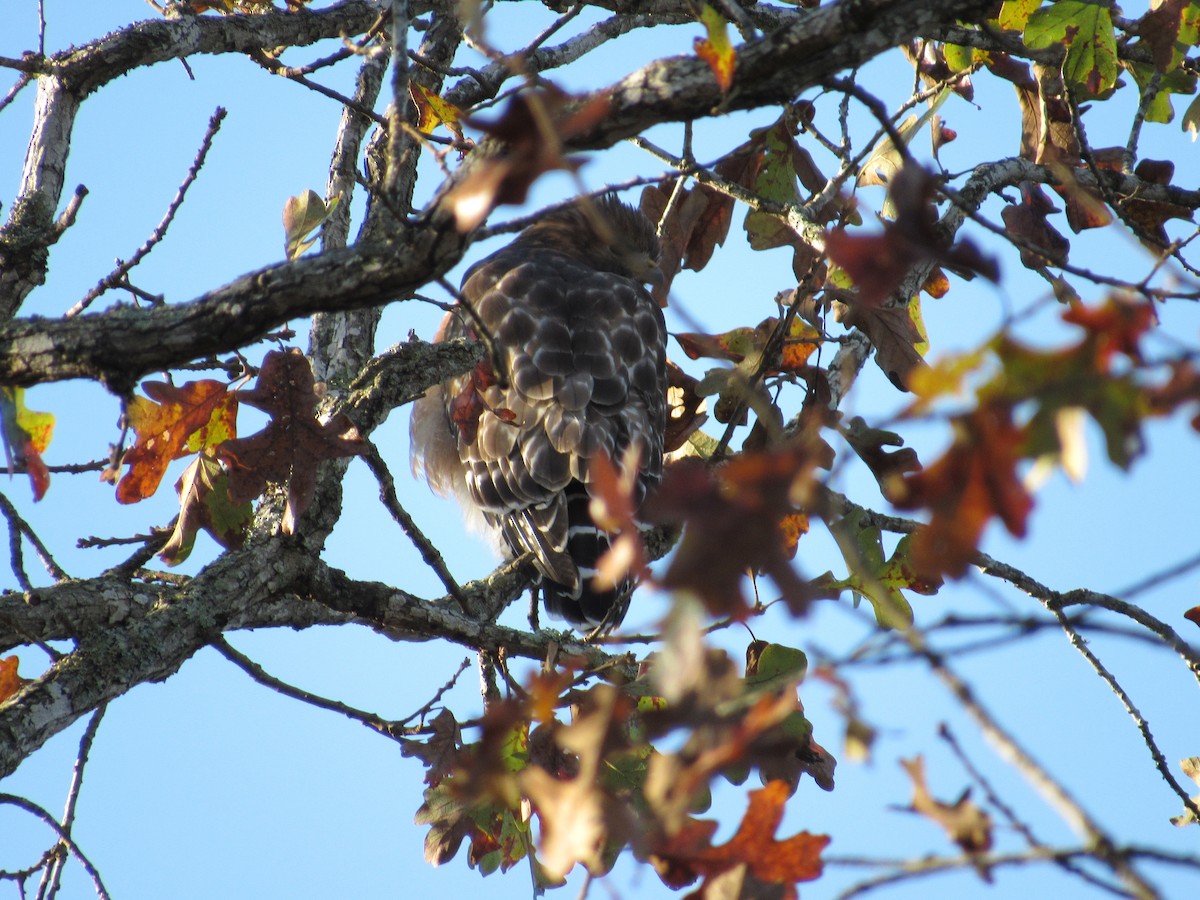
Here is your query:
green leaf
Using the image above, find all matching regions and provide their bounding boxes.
[745,641,808,688]
[1025,1,1118,98]
[826,509,916,629]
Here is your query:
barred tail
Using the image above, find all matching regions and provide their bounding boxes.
[540,483,631,628]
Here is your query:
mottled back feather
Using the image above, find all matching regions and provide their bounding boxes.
[411,196,666,628]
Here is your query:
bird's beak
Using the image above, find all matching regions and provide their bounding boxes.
[643,264,665,289]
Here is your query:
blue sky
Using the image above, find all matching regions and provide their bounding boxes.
[2,3,1199,898]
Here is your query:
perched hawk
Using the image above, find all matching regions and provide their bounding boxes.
[411,195,667,628]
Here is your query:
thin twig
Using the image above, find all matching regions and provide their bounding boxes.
[0,71,34,114]
[67,107,227,317]
[0,490,68,585]
[212,637,409,740]
[41,705,106,900]
[0,795,110,900]
[1114,549,1200,600]
[399,656,472,726]
[1050,606,1200,822]
[938,723,1131,898]
[359,436,466,607]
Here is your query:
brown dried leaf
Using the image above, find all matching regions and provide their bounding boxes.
[446,89,609,231]
[217,349,362,533]
[901,755,993,855]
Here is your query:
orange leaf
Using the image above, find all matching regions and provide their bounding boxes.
[0,387,54,501]
[895,402,1033,578]
[116,380,237,504]
[0,655,31,703]
[650,781,828,892]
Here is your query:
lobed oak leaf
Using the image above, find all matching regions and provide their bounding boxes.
[520,685,640,879]
[400,708,463,787]
[824,509,917,629]
[895,402,1033,578]
[840,415,922,502]
[160,455,252,565]
[1001,182,1070,269]
[646,441,827,619]
[640,180,730,303]
[217,349,362,534]
[0,386,54,501]
[116,379,236,504]
[0,655,33,704]
[648,781,827,894]
[1025,0,1118,99]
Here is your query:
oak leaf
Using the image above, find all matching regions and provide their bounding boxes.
[895,402,1033,578]
[0,386,54,501]
[0,655,32,703]
[901,755,994,855]
[648,781,827,895]
[117,379,237,504]
[217,349,362,534]
[160,455,252,565]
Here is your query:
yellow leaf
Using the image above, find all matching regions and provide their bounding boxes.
[695,4,736,93]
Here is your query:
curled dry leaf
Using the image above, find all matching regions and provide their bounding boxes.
[900,755,994,857]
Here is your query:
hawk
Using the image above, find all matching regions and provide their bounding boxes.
[411,195,667,628]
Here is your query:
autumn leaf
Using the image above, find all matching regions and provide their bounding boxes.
[646,442,827,619]
[444,88,609,231]
[1001,182,1070,269]
[675,315,821,377]
[639,180,731,303]
[0,655,32,703]
[413,701,533,876]
[116,380,237,504]
[894,401,1033,578]
[160,455,252,566]
[587,446,648,592]
[664,360,709,455]
[836,299,929,391]
[520,685,638,879]
[840,415,922,502]
[410,81,464,139]
[1137,0,1200,75]
[1170,757,1200,826]
[282,189,339,259]
[822,509,918,629]
[987,53,1081,168]
[647,781,828,894]
[0,386,54,501]
[827,165,998,310]
[217,349,362,534]
[901,755,994,855]
[694,4,736,93]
